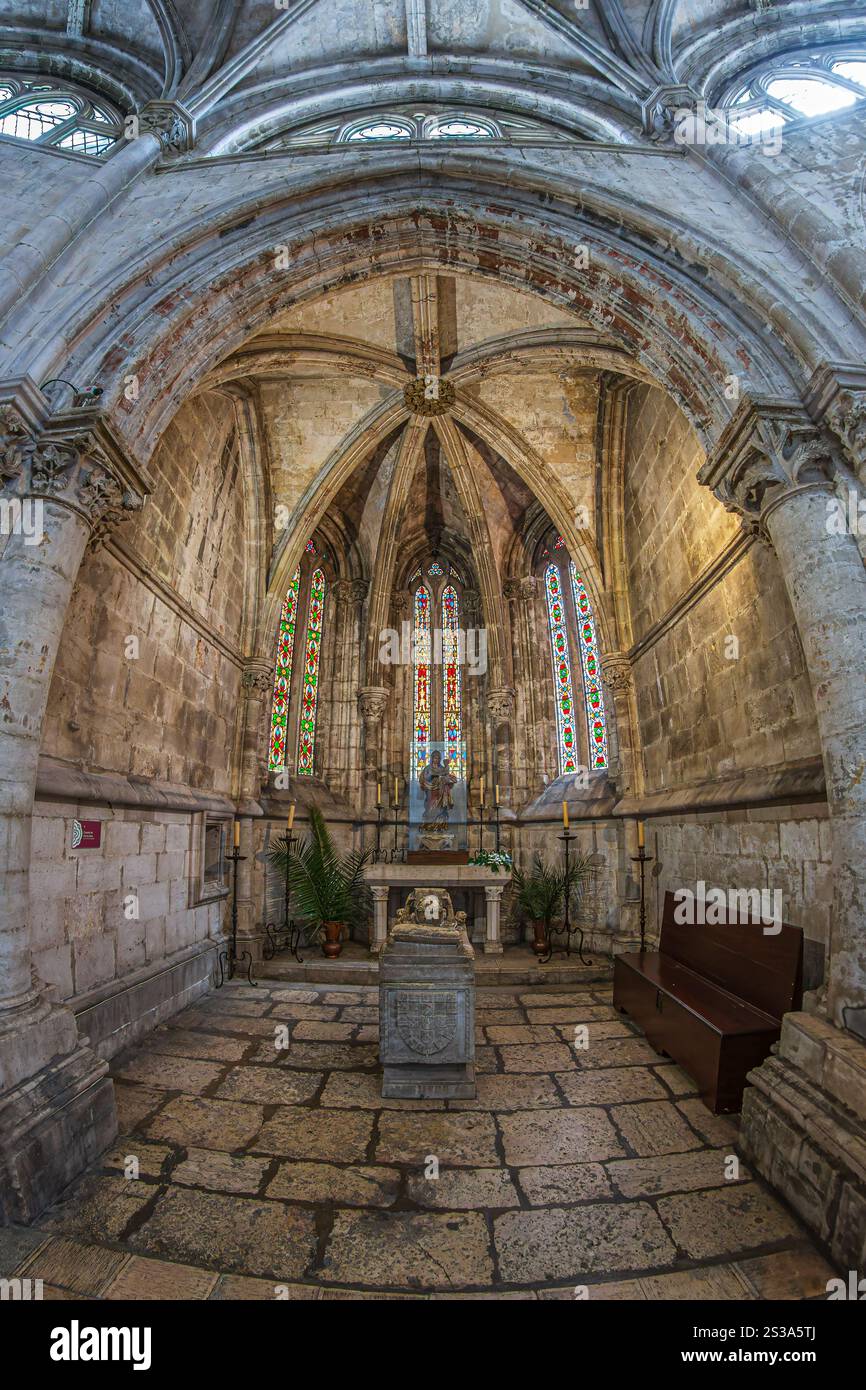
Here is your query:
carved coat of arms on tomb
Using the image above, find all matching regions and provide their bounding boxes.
[395,991,458,1055]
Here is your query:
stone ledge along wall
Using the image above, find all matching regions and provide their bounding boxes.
[623,386,828,978]
[30,393,248,1056]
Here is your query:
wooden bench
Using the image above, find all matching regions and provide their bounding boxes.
[613,890,803,1114]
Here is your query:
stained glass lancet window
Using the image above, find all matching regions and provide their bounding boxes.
[544,565,577,775]
[413,585,432,777]
[297,568,326,776]
[570,562,609,770]
[441,585,464,777]
[269,569,300,770]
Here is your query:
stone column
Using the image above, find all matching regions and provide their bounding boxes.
[601,652,643,949]
[358,686,389,814]
[235,661,273,960]
[487,686,516,804]
[370,885,390,954]
[700,403,866,1035]
[484,884,504,954]
[0,395,148,1221]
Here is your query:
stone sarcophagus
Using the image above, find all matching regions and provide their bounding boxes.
[379,888,476,1099]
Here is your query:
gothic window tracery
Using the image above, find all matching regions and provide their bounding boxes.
[411,565,465,777]
[724,49,866,134]
[541,549,609,778]
[268,552,329,776]
[0,74,122,155]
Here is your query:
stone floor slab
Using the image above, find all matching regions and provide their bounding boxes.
[127,1188,317,1281]
[499,1043,575,1072]
[112,1053,225,1093]
[113,1082,168,1134]
[104,1256,219,1300]
[253,1107,374,1163]
[610,1100,704,1157]
[319,1071,446,1110]
[499,1108,625,1165]
[495,1203,677,1284]
[375,1112,499,1167]
[145,1029,250,1063]
[556,1067,668,1106]
[516,1164,612,1206]
[170,1148,270,1195]
[405,1167,520,1210]
[266,1161,400,1208]
[320,1210,494,1289]
[607,1147,747,1199]
[146,1096,264,1151]
[449,1073,562,1111]
[214,1065,322,1106]
[657,1184,803,1260]
[16,1237,129,1296]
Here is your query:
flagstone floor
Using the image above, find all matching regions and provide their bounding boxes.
[5,979,837,1300]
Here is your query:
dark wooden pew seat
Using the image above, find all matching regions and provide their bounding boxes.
[613,891,803,1114]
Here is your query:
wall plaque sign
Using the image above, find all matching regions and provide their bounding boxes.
[71,819,102,849]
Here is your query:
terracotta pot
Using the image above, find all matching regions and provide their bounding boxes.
[531,919,548,957]
[322,921,344,959]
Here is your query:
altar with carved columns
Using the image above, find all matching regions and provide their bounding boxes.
[364,864,507,955]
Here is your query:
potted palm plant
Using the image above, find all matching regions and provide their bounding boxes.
[511,851,592,956]
[268,806,373,958]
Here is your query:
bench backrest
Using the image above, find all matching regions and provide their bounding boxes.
[659,890,803,1022]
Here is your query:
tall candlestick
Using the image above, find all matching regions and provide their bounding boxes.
[637,819,645,848]
[562,801,569,830]
[233,819,240,848]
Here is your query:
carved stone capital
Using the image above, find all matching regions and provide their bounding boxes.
[137,100,196,155]
[519,576,539,605]
[699,399,840,522]
[601,652,633,694]
[462,587,482,625]
[358,685,389,723]
[0,406,29,483]
[391,589,409,618]
[242,662,274,699]
[502,578,521,602]
[825,391,866,481]
[487,686,516,724]
[350,577,370,605]
[331,579,353,608]
[5,419,146,547]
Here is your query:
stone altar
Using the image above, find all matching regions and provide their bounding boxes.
[364,863,506,954]
[379,888,476,1099]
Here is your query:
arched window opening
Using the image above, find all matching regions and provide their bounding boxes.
[570,562,609,771]
[724,48,866,134]
[413,585,432,778]
[268,569,300,771]
[0,75,122,155]
[297,568,326,776]
[544,564,578,776]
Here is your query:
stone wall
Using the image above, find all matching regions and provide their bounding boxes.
[28,394,249,1053]
[624,384,821,787]
[646,804,832,990]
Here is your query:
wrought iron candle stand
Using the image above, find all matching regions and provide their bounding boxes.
[216,848,256,986]
[263,834,303,963]
[375,804,385,860]
[541,829,592,966]
[630,845,654,953]
[391,799,400,860]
